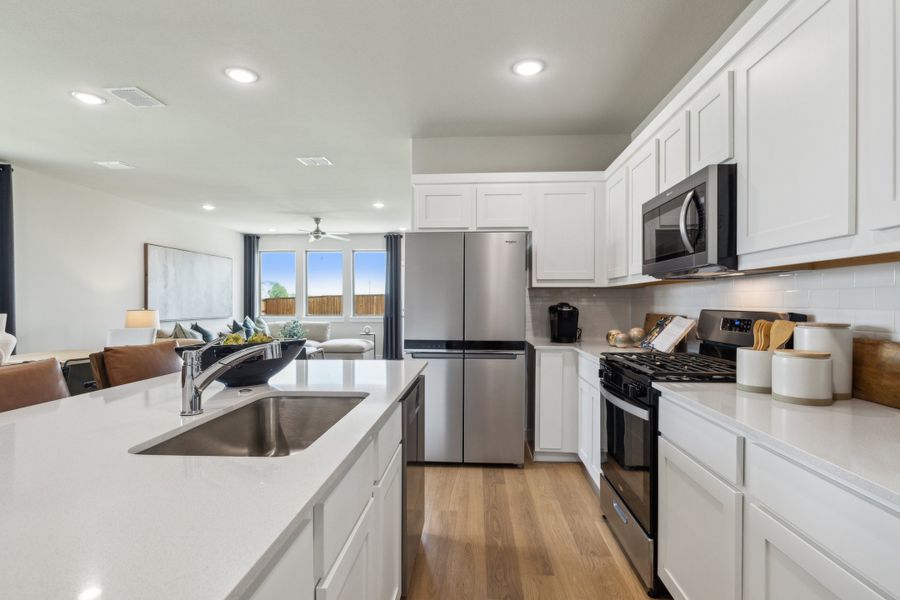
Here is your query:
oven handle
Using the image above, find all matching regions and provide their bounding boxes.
[600,386,651,422]
[612,501,629,525]
[679,190,696,254]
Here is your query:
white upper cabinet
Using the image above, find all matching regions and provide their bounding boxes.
[532,183,596,281]
[858,0,900,231]
[606,167,630,280]
[414,184,474,229]
[734,0,857,255]
[627,140,659,276]
[657,111,690,192]
[475,184,530,229]
[688,71,734,174]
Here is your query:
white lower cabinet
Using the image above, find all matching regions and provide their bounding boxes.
[249,520,316,600]
[577,370,604,484]
[658,436,742,600]
[316,497,376,600]
[577,379,592,466]
[373,444,403,600]
[535,349,578,455]
[589,388,603,481]
[744,503,883,600]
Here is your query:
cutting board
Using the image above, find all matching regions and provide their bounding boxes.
[852,338,900,409]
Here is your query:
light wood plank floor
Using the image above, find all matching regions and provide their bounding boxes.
[407,458,648,600]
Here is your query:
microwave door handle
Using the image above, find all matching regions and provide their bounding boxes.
[600,386,650,421]
[679,190,696,253]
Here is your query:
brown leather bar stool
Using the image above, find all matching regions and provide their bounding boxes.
[0,358,70,413]
[90,340,182,389]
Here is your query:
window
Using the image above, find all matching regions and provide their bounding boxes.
[259,251,296,316]
[353,251,386,316]
[306,251,343,316]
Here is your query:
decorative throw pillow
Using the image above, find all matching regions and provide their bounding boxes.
[254,316,271,336]
[230,320,244,334]
[190,322,215,343]
[242,316,262,336]
[172,323,194,339]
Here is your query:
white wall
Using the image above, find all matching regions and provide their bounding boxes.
[412,134,630,174]
[258,233,386,357]
[13,167,244,353]
[631,262,900,342]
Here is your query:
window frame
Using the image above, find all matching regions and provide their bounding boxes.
[258,250,298,318]
[304,249,345,318]
[350,249,387,318]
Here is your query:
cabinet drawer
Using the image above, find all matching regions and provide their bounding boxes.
[746,442,900,596]
[375,404,401,484]
[316,440,375,578]
[659,398,744,486]
[577,355,600,387]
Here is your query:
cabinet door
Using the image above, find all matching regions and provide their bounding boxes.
[658,437,742,600]
[317,497,376,600]
[475,184,530,229]
[589,386,603,483]
[414,185,474,229]
[249,519,315,600]
[606,167,630,279]
[734,0,856,254]
[628,140,659,276]
[858,0,900,231]
[744,503,883,600]
[536,350,578,453]
[374,445,403,600]
[688,71,734,174]
[577,379,591,466]
[532,183,596,281]
[658,111,690,192]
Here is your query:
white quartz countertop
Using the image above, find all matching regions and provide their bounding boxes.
[654,382,900,510]
[0,359,426,600]
[527,337,646,359]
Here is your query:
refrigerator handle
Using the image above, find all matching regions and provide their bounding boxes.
[464,352,520,360]
[409,352,465,359]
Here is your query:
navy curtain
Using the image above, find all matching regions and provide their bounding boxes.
[243,234,259,318]
[0,164,14,338]
[383,233,403,359]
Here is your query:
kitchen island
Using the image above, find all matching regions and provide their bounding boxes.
[0,359,426,600]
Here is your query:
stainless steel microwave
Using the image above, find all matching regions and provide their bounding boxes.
[642,163,737,279]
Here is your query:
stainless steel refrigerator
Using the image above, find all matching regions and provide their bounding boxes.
[403,232,527,465]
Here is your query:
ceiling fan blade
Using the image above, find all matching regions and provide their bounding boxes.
[324,233,350,241]
[329,231,350,236]
[297,229,312,234]
[308,234,319,243]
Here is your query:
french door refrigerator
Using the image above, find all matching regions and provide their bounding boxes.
[404,232,527,466]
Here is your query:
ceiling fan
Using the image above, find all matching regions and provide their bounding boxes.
[298,217,349,242]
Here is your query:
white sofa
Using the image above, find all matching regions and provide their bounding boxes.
[269,321,375,360]
[0,314,16,365]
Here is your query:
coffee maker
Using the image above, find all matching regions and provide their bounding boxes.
[549,303,580,343]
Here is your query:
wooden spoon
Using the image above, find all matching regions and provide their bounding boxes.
[768,320,796,351]
[752,320,767,350]
[759,320,773,351]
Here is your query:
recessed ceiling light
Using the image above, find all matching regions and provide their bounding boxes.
[94,160,135,170]
[296,156,333,167]
[71,91,106,105]
[224,67,259,84]
[398,227,407,231]
[373,202,385,209]
[78,587,103,600]
[511,59,546,77]
[202,204,216,211]
[268,228,277,232]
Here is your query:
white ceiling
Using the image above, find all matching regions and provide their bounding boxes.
[0,0,750,234]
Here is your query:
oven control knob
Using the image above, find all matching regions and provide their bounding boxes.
[624,382,645,398]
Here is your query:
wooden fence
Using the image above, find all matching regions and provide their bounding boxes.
[261,296,296,316]
[307,295,343,316]
[354,294,385,316]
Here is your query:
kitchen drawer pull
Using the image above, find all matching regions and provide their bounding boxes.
[612,501,629,525]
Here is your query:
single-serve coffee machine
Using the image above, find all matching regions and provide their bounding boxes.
[549,302,580,343]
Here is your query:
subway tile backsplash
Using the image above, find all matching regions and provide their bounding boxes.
[527,287,632,341]
[630,261,900,341]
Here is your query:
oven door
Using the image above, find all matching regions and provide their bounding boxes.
[642,183,708,276]
[601,386,653,533]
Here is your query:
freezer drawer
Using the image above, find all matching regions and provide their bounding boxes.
[463,352,526,465]
[405,352,463,462]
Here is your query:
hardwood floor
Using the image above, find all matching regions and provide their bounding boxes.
[407,458,649,600]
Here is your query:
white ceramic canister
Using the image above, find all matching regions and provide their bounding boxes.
[736,348,773,393]
[771,349,834,406]
[794,323,852,400]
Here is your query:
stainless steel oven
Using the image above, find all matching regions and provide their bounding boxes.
[642,163,737,279]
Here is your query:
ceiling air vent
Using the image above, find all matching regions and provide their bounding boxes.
[105,87,166,108]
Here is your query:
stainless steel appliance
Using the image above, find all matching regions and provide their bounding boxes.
[404,232,527,465]
[642,164,737,279]
[401,375,424,597]
[549,302,580,343]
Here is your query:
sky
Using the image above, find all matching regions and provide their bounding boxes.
[261,250,385,298]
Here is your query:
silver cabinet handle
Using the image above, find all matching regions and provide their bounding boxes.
[612,501,629,525]
[679,190,696,253]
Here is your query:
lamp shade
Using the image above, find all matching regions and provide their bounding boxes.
[125,309,160,329]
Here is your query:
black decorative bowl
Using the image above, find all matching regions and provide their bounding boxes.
[176,339,306,387]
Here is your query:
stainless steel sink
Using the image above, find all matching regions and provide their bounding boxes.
[135,394,366,457]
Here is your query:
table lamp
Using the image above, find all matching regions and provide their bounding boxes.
[125,309,160,329]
